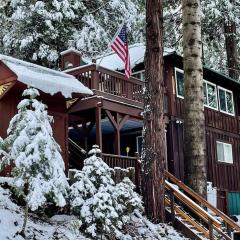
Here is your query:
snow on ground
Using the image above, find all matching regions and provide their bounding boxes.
[0,181,188,240]
[0,186,86,240]
[233,215,240,225]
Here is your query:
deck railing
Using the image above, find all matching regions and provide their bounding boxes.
[102,153,141,189]
[68,64,144,103]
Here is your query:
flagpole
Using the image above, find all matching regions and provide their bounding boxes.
[96,21,126,70]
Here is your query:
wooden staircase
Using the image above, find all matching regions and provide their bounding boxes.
[68,138,87,169]
[68,141,240,239]
[165,171,240,239]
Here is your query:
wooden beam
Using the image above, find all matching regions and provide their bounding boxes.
[95,107,102,150]
[80,120,94,152]
[119,114,129,129]
[101,98,143,119]
[115,129,121,155]
[105,110,118,130]
[68,97,101,113]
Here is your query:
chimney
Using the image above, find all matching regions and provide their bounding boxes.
[60,41,82,70]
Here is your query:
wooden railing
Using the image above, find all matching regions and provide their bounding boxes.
[102,153,141,190]
[68,64,144,103]
[165,170,240,239]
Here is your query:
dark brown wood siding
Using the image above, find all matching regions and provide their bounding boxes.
[0,86,69,172]
[166,61,240,194]
[206,128,240,192]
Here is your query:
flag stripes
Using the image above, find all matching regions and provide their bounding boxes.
[110,24,131,79]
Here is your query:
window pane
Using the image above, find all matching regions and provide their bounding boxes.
[219,89,227,112]
[203,82,207,105]
[224,144,233,163]
[217,142,224,162]
[226,91,234,114]
[176,71,184,97]
[207,84,217,108]
[141,72,145,81]
[132,73,141,79]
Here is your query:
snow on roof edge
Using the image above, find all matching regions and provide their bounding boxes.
[95,43,176,70]
[0,54,93,98]
[60,48,82,56]
[0,54,74,79]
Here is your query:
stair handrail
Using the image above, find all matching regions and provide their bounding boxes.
[166,180,232,240]
[165,197,210,239]
[166,180,221,228]
[68,138,87,155]
[165,170,240,232]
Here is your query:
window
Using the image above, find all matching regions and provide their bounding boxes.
[136,136,143,155]
[175,69,184,98]
[216,141,233,164]
[175,68,235,114]
[132,71,145,81]
[203,81,218,110]
[218,87,234,115]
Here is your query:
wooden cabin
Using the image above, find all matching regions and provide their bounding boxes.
[62,44,240,216]
[0,54,92,174]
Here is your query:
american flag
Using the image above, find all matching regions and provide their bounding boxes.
[110,24,131,80]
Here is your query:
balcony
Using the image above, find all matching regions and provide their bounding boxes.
[67,64,144,105]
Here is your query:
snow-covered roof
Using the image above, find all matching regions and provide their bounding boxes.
[96,43,175,70]
[60,48,82,56]
[0,55,93,98]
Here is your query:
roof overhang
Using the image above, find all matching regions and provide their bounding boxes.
[0,55,93,99]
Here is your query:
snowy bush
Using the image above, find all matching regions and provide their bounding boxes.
[70,145,143,239]
[0,87,69,234]
[114,177,144,224]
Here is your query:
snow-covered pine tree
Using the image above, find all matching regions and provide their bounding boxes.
[163,0,240,77]
[70,145,143,239]
[2,0,77,68]
[1,0,143,67]
[0,87,69,236]
[114,177,143,224]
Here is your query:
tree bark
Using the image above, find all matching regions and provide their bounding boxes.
[224,19,239,79]
[142,0,165,222]
[182,0,207,198]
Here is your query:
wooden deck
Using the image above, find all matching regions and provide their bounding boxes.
[67,64,144,104]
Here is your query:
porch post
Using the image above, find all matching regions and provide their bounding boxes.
[105,110,129,156]
[82,121,88,151]
[115,128,121,155]
[95,107,102,150]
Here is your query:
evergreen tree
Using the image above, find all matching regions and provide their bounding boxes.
[163,0,240,78]
[142,0,166,221]
[182,0,207,197]
[70,145,143,239]
[1,0,143,67]
[0,87,69,236]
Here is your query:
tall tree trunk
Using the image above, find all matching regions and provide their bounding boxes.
[182,0,207,198]
[142,0,165,222]
[224,20,239,79]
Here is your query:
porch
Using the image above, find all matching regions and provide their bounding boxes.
[68,137,141,189]
[66,64,144,106]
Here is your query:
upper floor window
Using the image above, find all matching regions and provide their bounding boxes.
[175,68,234,115]
[218,87,234,115]
[132,70,145,81]
[175,69,184,98]
[216,141,233,164]
[203,81,218,110]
